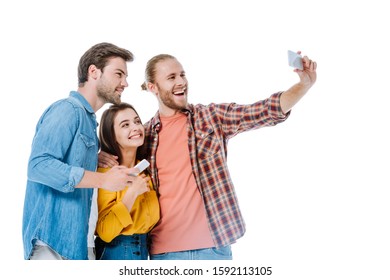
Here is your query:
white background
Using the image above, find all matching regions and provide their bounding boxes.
[1,0,389,279]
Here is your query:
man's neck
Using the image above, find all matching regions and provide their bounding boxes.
[77,87,103,112]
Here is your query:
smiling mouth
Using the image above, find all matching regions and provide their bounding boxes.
[129,133,142,139]
[173,87,187,96]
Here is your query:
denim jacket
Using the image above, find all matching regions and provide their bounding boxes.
[22,91,99,260]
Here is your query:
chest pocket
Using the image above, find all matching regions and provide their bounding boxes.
[195,125,220,160]
[80,133,96,147]
[77,133,98,165]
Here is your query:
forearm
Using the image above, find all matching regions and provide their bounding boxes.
[28,157,84,193]
[280,82,311,114]
[76,170,104,189]
[76,168,135,191]
[280,53,317,113]
[121,189,138,212]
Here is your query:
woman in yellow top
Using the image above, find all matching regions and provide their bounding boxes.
[95,102,159,260]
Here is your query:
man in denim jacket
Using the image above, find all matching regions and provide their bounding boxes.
[23,43,138,260]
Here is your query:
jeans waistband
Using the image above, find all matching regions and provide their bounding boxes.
[96,234,147,246]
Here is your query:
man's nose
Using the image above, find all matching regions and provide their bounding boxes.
[121,77,129,87]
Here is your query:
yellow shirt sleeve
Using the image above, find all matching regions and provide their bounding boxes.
[95,167,134,242]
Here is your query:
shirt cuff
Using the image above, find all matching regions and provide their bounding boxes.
[67,166,85,192]
[111,202,133,227]
[269,91,290,120]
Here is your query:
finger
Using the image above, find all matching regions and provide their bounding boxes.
[132,167,141,174]
[109,158,119,166]
[100,159,118,167]
[98,162,108,168]
[309,61,314,71]
[100,153,119,164]
[302,56,310,66]
[307,60,313,70]
[312,61,317,71]
[128,167,140,177]
[101,151,118,160]
[126,175,136,183]
[114,165,127,170]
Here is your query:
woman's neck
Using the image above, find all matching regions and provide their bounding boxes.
[119,149,137,168]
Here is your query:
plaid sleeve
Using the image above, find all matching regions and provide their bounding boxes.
[212,91,290,138]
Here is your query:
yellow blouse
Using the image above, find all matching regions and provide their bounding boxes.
[95,166,160,243]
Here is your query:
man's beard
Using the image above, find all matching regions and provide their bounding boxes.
[157,84,187,111]
[97,83,121,105]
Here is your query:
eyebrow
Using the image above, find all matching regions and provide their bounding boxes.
[119,116,140,125]
[119,119,130,125]
[166,70,185,78]
[116,68,128,77]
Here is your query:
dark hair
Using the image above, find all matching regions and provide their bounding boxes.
[78,42,134,86]
[141,54,176,91]
[99,102,141,164]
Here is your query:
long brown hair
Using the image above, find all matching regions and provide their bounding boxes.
[99,102,141,164]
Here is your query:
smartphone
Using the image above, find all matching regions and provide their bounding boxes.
[287,50,303,70]
[129,159,150,176]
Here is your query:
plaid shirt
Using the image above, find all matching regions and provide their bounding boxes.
[143,92,289,247]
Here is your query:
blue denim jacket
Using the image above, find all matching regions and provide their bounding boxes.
[22,91,99,260]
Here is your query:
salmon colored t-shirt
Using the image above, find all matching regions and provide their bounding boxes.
[149,113,214,254]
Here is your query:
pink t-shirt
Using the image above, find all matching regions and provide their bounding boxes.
[149,113,214,254]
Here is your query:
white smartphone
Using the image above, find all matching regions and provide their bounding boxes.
[129,159,150,176]
[287,50,303,70]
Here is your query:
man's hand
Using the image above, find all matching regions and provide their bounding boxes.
[100,165,138,192]
[78,165,139,191]
[98,151,119,168]
[295,51,317,89]
[281,51,317,113]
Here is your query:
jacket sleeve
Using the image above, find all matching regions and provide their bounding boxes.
[27,100,84,193]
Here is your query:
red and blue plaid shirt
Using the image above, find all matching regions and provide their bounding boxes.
[144,92,289,247]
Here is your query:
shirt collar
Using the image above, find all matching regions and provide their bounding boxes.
[69,91,95,114]
[151,105,194,132]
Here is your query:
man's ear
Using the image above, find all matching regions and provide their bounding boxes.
[88,64,100,80]
[148,82,158,95]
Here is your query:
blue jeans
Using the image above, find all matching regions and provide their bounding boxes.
[95,234,148,260]
[150,245,232,260]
